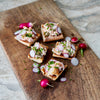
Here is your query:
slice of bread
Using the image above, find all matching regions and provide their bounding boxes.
[15,33,40,47]
[41,59,67,81]
[53,45,78,60]
[41,24,64,42]
[28,43,48,63]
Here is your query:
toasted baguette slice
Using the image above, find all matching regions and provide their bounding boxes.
[41,23,64,42]
[28,54,43,63]
[41,59,67,81]
[15,33,40,47]
[53,45,78,60]
[28,43,48,63]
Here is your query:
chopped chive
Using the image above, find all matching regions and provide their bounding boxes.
[24,68,27,70]
[23,60,26,63]
[71,71,73,73]
[54,67,59,69]
[47,27,49,30]
[69,78,72,81]
[48,61,55,65]
[40,7,42,10]
[38,70,41,74]
[37,79,41,82]
[78,38,81,41]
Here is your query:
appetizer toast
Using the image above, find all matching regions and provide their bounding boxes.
[52,40,78,60]
[41,59,67,80]
[14,27,40,47]
[41,22,64,42]
[28,42,48,63]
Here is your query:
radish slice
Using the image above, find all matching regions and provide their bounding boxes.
[14,30,21,35]
[60,77,67,82]
[65,37,71,41]
[63,53,69,58]
[16,34,22,40]
[57,27,62,33]
[34,42,40,49]
[33,67,39,73]
[32,29,37,34]
[20,30,26,35]
[71,57,79,66]
[57,45,64,51]
[28,38,33,42]
[33,63,39,68]
[71,44,75,50]
[53,25,57,30]
[40,65,45,69]
[30,50,35,57]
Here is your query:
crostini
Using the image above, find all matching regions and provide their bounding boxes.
[14,27,40,47]
[28,42,48,63]
[52,40,78,60]
[41,59,67,81]
[41,22,64,42]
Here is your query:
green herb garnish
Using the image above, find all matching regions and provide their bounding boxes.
[37,79,41,82]
[54,67,59,69]
[69,78,72,81]
[47,27,49,30]
[26,33,32,37]
[48,61,55,65]
[24,68,27,70]
[40,7,42,10]
[49,23,54,27]
[23,60,26,63]
[48,65,52,70]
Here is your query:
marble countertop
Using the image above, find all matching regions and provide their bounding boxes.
[0,0,100,100]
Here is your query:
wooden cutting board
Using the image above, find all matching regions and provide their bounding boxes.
[0,0,100,100]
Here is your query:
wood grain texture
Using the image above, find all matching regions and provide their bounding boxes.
[0,0,100,100]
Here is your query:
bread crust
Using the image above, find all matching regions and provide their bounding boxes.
[41,59,67,81]
[53,45,78,60]
[41,24,64,42]
[15,33,40,47]
[41,65,67,81]
[28,43,48,63]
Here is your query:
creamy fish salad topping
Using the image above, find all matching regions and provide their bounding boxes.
[41,59,65,75]
[42,22,62,37]
[30,42,47,58]
[14,27,38,42]
[52,40,76,58]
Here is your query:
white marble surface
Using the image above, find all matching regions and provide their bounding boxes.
[0,0,100,100]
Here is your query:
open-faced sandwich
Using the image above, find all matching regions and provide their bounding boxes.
[14,27,40,47]
[41,59,67,81]
[41,22,64,42]
[28,42,48,63]
[52,40,78,60]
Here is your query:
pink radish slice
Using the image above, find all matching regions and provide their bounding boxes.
[71,44,75,50]
[71,57,79,66]
[65,37,71,41]
[33,63,39,68]
[19,22,33,29]
[30,50,35,57]
[40,65,45,69]
[63,53,69,58]
[28,38,33,42]
[16,34,22,40]
[57,45,64,51]
[33,67,39,73]
[21,30,26,35]
[60,77,67,82]
[52,25,57,30]
[32,29,37,34]
[14,30,21,35]
[57,27,62,33]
